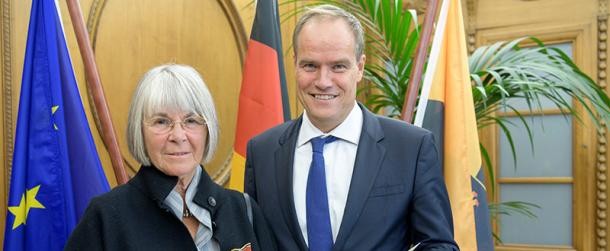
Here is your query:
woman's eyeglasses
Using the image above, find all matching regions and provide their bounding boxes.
[144,115,206,134]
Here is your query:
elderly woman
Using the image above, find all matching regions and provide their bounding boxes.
[65,64,276,251]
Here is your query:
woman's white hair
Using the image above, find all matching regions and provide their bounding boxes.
[127,64,219,165]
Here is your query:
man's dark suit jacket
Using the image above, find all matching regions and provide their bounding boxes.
[245,104,459,250]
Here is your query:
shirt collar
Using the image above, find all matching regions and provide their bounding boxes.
[297,102,363,147]
[163,166,212,227]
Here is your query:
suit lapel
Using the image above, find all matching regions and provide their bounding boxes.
[333,106,386,250]
[275,118,308,250]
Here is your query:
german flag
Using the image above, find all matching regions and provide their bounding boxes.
[228,0,290,191]
[414,0,493,249]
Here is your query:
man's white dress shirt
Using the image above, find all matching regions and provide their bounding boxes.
[293,102,363,244]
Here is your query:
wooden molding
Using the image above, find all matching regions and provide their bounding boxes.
[596,0,608,250]
[213,0,247,185]
[498,177,574,184]
[87,0,107,50]
[217,0,247,68]
[465,0,477,53]
[2,0,12,182]
[211,152,232,186]
[497,108,574,117]
[1,0,11,242]
[497,244,575,251]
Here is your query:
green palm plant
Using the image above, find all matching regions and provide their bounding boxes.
[470,37,610,190]
[279,0,610,241]
[468,39,610,241]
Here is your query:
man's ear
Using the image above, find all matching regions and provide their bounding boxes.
[358,54,366,70]
[357,54,366,80]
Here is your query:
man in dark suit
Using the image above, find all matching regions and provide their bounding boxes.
[245,4,458,251]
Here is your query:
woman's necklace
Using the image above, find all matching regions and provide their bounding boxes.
[178,183,192,218]
[183,206,193,218]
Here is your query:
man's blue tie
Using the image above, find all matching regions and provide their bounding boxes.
[306,135,337,251]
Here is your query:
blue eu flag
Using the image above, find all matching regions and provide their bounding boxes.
[3,0,110,250]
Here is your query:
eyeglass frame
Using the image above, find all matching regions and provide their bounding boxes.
[143,114,207,134]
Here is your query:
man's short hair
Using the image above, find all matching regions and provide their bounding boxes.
[292,4,365,60]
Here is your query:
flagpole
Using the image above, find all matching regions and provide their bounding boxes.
[65,0,128,185]
[401,0,440,123]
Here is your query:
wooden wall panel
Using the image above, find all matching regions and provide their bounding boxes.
[477,0,596,30]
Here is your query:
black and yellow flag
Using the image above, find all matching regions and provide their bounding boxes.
[414,0,494,249]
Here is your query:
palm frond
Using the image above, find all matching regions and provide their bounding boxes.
[471,37,610,129]
[488,200,541,243]
[489,201,540,219]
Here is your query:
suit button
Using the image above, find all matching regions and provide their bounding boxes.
[208,196,216,207]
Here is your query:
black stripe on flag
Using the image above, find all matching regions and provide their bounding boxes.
[473,171,494,250]
[421,100,445,169]
[250,0,291,121]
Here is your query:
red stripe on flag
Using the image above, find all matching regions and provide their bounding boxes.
[233,39,285,156]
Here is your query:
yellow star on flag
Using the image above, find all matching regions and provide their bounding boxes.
[8,185,45,230]
[52,105,59,130]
